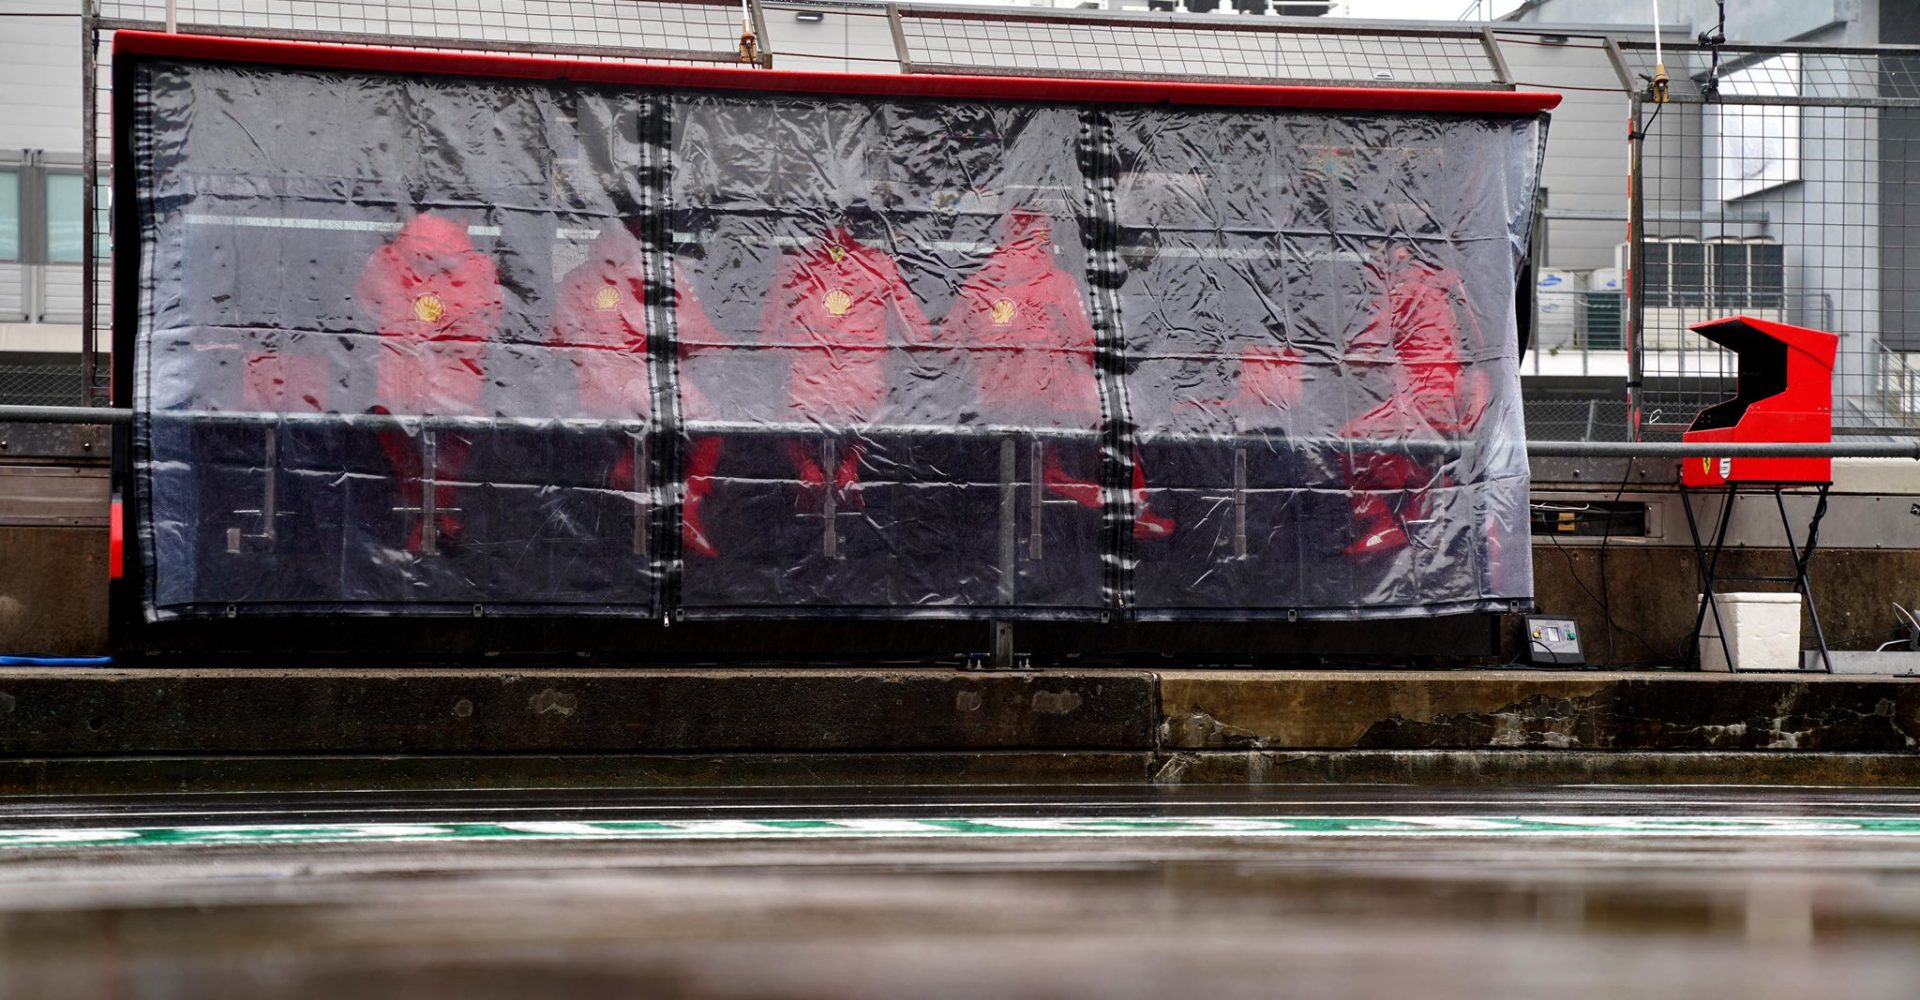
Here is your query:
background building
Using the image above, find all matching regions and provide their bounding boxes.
[1,2,87,405]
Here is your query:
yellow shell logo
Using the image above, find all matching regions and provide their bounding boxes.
[412,293,445,324]
[827,244,848,263]
[824,288,852,317]
[594,285,621,311]
[990,298,1017,326]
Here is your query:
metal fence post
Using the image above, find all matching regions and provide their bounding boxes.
[79,0,99,407]
[1478,26,1513,88]
[1626,93,1646,443]
[888,5,912,75]
[747,0,773,68]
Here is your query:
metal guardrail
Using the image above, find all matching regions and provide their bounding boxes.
[1,405,132,426]
[7,405,1916,460]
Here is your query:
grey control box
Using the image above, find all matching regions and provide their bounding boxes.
[1525,616,1585,666]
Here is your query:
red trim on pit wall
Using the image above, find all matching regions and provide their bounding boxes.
[112,30,1560,114]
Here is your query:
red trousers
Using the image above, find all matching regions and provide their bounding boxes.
[374,421,472,552]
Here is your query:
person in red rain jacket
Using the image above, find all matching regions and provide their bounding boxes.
[547,222,725,558]
[1229,345,1307,412]
[941,208,1173,538]
[356,212,502,552]
[1339,242,1489,560]
[757,225,933,511]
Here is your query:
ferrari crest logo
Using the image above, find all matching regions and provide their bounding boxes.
[412,293,445,324]
[827,244,848,263]
[1701,457,1712,475]
[824,288,852,317]
[594,285,621,311]
[990,298,1017,326]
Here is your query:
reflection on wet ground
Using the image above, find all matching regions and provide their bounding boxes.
[3,786,1920,999]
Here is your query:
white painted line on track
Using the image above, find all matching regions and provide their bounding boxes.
[11,815,1920,849]
[14,799,1920,822]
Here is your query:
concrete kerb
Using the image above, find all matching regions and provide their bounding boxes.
[0,675,1912,775]
[6,751,1920,795]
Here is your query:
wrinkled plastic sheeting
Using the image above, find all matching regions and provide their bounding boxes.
[126,58,1542,621]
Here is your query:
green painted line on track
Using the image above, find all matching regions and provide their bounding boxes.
[7,816,1920,848]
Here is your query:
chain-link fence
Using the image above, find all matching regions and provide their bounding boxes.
[1522,396,1636,443]
[893,7,1511,87]
[1615,38,1920,437]
[0,362,87,407]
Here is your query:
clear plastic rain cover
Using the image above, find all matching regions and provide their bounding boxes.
[126,57,1545,621]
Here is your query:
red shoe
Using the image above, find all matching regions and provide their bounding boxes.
[682,518,719,560]
[1134,503,1175,540]
[1344,523,1408,560]
[609,450,636,494]
[793,460,826,514]
[434,513,464,553]
[833,446,865,512]
[1042,451,1103,509]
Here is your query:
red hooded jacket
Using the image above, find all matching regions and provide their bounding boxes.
[1345,253,1487,438]
[756,227,931,425]
[548,224,725,421]
[550,225,651,419]
[942,210,1100,427]
[357,213,503,415]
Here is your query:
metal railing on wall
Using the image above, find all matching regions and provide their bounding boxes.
[16,403,1920,460]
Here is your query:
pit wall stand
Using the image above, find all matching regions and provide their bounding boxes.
[1680,481,1833,673]
[1678,315,1840,674]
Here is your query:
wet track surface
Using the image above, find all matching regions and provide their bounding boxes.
[4,785,1920,999]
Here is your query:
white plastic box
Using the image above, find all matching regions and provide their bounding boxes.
[1698,592,1806,671]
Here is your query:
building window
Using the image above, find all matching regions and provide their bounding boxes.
[1711,54,1802,202]
[45,172,84,264]
[0,169,18,263]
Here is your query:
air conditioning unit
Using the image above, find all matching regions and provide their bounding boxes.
[1534,267,1584,353]
[1614,238,1786,352]
[1584,267,1624,350]
[1708,238,1786,314]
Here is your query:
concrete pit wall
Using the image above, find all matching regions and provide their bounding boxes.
[0,423,109,656]
[6,423,1920,664]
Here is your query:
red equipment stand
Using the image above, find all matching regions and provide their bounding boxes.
[1678,316,1840,673]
